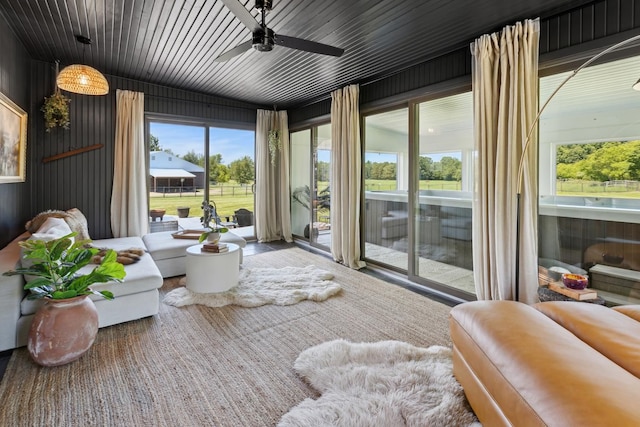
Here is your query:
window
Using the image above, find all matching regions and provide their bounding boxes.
[538,55,640,305]
[147,119,255,234]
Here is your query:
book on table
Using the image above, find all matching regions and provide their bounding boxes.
[201,243,229,253]
[548,282,598,301]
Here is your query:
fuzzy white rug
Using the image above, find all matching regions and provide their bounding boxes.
[279,340,480,427]
[163,265,342,308]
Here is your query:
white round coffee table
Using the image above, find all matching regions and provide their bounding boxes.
[185,243,240,293]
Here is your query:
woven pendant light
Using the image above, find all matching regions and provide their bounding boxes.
[57,35,109,96]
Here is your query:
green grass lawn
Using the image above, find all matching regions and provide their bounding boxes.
[364,179,462,191]
[150,191,254,220]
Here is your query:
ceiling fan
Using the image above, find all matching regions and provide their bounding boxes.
[215,0,344,62]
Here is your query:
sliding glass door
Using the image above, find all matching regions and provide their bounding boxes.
[362,91,474,298]
[290,123,332,251]
[363,108,409,271]
[414,92,474,295]
[313,124,332,248]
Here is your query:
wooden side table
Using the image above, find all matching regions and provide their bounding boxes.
[185,243,240,293]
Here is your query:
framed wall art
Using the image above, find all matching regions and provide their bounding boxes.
[0,92,27,184]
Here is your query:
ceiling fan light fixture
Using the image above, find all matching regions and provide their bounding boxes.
[253,28,275,51]
[56,34,109,96]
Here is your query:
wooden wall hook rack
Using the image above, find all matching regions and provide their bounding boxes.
[42,143,104,163]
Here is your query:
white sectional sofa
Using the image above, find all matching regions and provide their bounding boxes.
[143,230,247,278]
[0,232,164,352]
[0,208,248,352]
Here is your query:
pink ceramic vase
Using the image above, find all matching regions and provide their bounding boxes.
[28,295,99,367]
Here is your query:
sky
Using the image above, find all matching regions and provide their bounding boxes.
[149,122,255,164]
[149,122,461,165]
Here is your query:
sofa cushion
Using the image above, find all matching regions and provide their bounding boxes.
[450,300,640,426]
[534,301,640,379]
[612,304,640,322]
[20,236,163,316]
[143,230,246,261]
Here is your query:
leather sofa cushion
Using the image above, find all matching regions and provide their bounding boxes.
[534,301,640,378]
[612,304,640,322]
[450,300,640,426]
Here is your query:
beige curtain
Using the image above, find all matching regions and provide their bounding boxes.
[255,109,293,243]
[330,85,366,269]
[471,19,539,303]
[110,90,148,237]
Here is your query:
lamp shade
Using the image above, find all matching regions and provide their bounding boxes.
[57,64,109,96]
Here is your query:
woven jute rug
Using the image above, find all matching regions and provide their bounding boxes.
[0,246,459,427]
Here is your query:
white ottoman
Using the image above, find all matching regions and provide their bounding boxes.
[142,230,246,278]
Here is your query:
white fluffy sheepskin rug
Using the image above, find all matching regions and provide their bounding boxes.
[278,340,481,427]
[163,265,342,308]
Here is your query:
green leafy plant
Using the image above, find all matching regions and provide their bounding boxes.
[292,185,331,210]
[268,129,281,166]
[199,200,229,243]
[2,232,126,300]
[41,91,71,132]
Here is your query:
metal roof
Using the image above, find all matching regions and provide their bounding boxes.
[149,168,196,178]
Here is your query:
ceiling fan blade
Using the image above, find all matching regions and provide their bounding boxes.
[219,0,261,33]
[214,40,253,62]
[275,34,344,57]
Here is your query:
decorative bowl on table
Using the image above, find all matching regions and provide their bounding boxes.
[562,273,589,290]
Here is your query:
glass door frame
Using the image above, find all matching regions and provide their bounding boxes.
[145,112,257,239]
[360,84,475,302]
[289,120,332,252]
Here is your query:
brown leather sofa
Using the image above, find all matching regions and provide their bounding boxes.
[450,300,640,426]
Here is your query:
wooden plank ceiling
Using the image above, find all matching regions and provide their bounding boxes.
[0,0,590,108]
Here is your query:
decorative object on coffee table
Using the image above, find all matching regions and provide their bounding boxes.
[2,233,126,366]
[562,273,589,290]
[198,200,228,243]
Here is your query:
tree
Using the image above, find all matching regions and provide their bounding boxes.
[230,156,255,184]
[381,163,396,180]
[580,141,640,181]
[149,134,161,151]
[556,143,605,164]
[440,156,462,181]
[316,161,330,182]
[209,154,230,183]
[419,156,435,180]
[182,150,205,166]
[364,160,372,179]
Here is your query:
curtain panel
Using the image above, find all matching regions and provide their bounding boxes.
[110,90,148,238]
[471,18,540,303]
[255,109,293,243]
[330,85,366,269]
